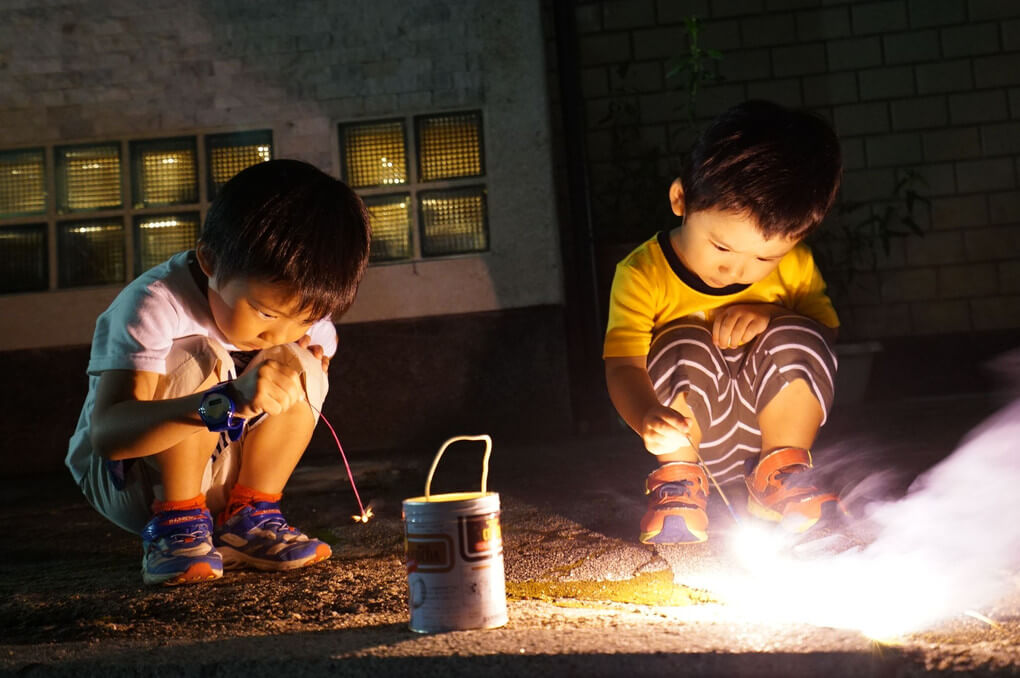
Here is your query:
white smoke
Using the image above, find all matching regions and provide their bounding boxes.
[699,356,1020,636]
[827,396,1020,633]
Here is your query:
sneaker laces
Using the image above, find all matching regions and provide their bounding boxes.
[246,505,303,540]
[656,479,698,501]
[156,514,212,546]
[773,465,816,490]
[169,523,211,545]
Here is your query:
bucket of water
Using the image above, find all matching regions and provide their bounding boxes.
[402,434,508,633]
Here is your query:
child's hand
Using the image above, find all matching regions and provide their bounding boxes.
[231,360,306,418]
[712,303,776,348]
[297,335,331,372]
[640,404,692,456]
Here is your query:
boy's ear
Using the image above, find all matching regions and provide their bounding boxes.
[195,243,216,279]
[669,178,685,217]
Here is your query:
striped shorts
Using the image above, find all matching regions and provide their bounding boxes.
[646,314,838,485]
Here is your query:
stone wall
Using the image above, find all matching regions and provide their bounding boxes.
[0,0,564,349]
[569,0,1020,339]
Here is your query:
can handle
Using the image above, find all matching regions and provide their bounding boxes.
[424,434,493,500]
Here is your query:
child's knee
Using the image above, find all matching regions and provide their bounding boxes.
[760,315,835,356]
[155,336,233,399]
[649,321,716,366]
[249,343,329,409]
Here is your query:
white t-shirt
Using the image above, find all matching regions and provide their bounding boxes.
[65,251,338,484]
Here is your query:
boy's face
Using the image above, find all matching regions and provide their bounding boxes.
[205,276,319,350]
[672,208,797,288]
[197,247,318,349]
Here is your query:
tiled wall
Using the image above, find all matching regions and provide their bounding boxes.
[568,0,1020,338]
[0,0,564,348]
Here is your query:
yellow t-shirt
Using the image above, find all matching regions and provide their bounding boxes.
[603,232,839,358]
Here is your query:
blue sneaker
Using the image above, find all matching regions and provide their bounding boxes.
[141,508,223,586]
[214,501,332,571]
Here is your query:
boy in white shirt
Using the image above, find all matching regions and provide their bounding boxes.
[66,159,371,585]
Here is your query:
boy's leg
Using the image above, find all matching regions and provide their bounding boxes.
[640,320,739,543]
[214,343,332,571]
[140,336,234,585]
[742,314,842,531]
[649,320,759,483]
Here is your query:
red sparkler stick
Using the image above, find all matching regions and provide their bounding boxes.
[310,404,371,522]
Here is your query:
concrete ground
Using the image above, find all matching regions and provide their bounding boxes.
[2,387,1019,677]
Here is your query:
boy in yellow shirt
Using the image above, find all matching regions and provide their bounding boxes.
[604,100,844,544]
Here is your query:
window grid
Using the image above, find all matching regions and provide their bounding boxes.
[57,218,126,288]
[56,143,122,213]
[0,149,46,217]
[0,128,273,295]
[132,138,199,208]
[419,186,488,257]
[135,212,201,275]
[340,120,408,189]
[340,110,487,263]
[364,194,412,262]
[207,131,273,197]
[416,111,484,182]
[0,224,47,293]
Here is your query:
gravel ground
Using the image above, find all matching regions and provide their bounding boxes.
[2,394,1018,677]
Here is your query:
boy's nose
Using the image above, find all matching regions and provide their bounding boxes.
[259,329,284,346]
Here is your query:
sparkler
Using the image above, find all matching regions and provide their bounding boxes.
[309,404,372,523]
[689,435,741,526]
[671,398,1020,641]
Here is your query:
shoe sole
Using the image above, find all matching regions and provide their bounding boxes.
[218,542,332,572]
[143,561,223,586]
[640,515,708,544]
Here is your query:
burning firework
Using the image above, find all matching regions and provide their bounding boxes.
[685,396,1020,639]
[310,404,373,524]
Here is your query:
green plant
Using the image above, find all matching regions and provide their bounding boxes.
[666,16,724,128]
[808,168,930,307]
[591,16,723,245]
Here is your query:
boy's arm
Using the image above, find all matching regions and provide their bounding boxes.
[90,369,210,461]
[91,360,307,461]
[605,355,691,455]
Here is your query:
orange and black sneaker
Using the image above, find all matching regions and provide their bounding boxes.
[744,447,848,533]
[639,461,709,544]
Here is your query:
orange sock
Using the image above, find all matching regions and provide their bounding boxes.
[225,483,282,517]
[152,493,206,514]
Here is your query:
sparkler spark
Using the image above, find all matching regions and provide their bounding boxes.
[310,404,372,524]
[352,507,375,523]
[679,396,1020,638]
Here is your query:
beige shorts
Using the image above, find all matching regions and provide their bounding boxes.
[79,335,328,534]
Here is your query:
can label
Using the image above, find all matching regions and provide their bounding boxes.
[404,504,507,633]
[459,514,501,561]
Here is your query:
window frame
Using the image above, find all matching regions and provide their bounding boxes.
[339,109,489,266]
[0,128,273,295]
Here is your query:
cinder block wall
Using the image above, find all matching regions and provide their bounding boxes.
[0,0,564,349]
[570,0,1020,339]
[0,1,576,474]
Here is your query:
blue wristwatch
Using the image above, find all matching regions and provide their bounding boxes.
[198,383,245,441]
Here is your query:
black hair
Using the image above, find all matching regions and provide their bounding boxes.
[199,158,371,320]
[680,100,842,239]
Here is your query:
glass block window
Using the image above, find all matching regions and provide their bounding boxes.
[0,149,46,218]
[207,130,273,197]
[416,111,484,182]
[0,225,47,293]
[57,219,125,287]
[135,212,201,275]
[340,120,407,188]
[364,194,412,262]
[56,143,122,213]
[419,186,488,257]
[131,137,198,208]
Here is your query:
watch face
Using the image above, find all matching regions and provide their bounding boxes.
[203,394,230,420]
